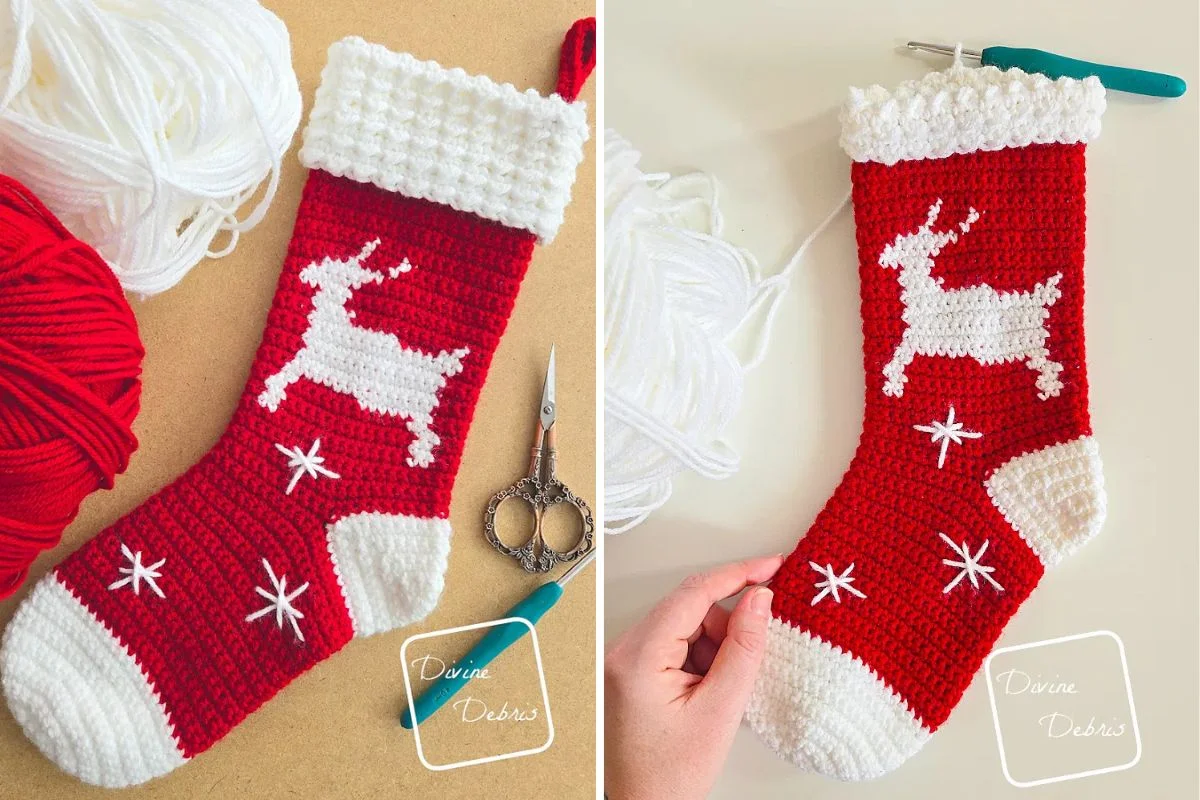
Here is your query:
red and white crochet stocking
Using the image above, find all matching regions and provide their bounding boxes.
[1,22,594,788]
[745,64,1107,780]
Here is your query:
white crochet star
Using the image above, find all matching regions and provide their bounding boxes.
[914,406,982,469]
[275,438,340,495]
[940,533,1004,594]
[245,558,310,642]
[809,561,867,606]
[108,543,166,598]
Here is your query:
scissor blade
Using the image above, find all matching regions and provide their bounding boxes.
[540,345,556,431]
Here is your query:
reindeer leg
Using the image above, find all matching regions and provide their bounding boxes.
[405,415,440,468]
[257,356,305,411]
[1026,277,1064,400]
[882,336,918,397]
[1027,347,1065,400]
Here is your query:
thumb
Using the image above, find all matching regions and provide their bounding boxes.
[693,586,772,717]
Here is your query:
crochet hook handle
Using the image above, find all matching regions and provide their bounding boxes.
[399,550,593,728]
[907,42,1187,98]
[982,47,1186,98]
[399,582,564,729]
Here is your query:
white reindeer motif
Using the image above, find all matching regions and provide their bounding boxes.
[258,239,469,468]
[880,200,1064,400]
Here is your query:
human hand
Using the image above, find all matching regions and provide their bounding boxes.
[604,555,783,800]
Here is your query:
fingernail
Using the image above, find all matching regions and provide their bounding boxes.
[750,587,772,616]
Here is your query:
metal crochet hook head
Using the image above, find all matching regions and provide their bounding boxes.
[556,547,596,587]
[907,41,982,60]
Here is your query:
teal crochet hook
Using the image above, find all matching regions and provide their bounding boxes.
[399,548,595,729]
[908,42,1186,98]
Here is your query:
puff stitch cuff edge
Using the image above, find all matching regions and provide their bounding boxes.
[298,36,591,243]
[839,64,1106,165]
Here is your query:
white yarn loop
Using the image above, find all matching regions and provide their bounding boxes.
[604,130,848,534]
[0,0,302,296]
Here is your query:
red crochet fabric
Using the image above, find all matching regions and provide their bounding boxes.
[1,22,593,788]
[58,174,534,756]
[746,65,1108,780]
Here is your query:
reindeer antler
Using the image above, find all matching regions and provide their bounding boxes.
[299,238,387,290]
[879,199,980,270]
[354,238,381,264]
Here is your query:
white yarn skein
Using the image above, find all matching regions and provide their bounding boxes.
[0,0,302,296]
[604,130,847,534]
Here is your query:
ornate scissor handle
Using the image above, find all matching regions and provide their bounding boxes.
[484,476,594,573]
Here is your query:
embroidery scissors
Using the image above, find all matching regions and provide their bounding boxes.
[484,346,594,572]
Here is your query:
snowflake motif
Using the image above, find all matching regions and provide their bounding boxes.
[913,406,982,469]
[809,561,867,606]
[940,533,1004,594]
[245,558,310,641]
[275,438,340,495]
[108,544,166,598]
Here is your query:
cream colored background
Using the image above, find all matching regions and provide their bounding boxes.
[0,1,596,797]
[605,1,1198,797]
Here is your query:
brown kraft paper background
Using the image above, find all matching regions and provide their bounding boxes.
[0,0,597,797]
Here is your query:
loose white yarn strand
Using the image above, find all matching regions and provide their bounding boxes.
[603,130,848,535]
[0,0,302,296]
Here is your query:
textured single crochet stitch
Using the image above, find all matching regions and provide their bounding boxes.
[745,62,1108,780]
[0,19,594,788]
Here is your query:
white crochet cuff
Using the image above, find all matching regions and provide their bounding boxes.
[840,64,1106,165]
[299,37,590,243]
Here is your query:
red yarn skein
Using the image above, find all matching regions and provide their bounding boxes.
[0,174,143,600]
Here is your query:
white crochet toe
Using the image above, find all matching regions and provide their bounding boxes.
[745,617,932,781]
[1,575,185,788]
